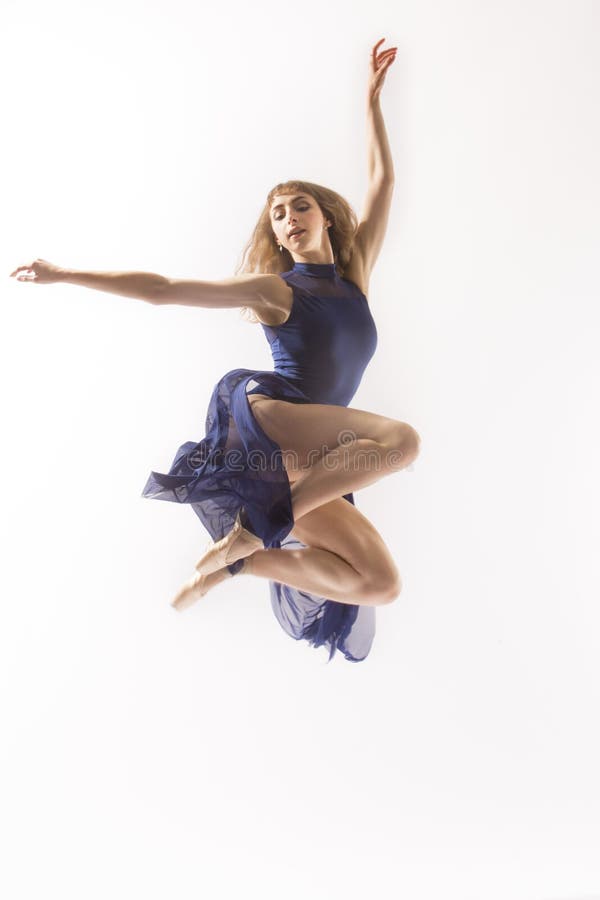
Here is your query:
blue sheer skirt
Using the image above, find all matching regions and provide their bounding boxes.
[141,367,375,663]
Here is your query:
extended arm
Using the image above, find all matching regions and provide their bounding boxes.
[354,41,397,277]
[60,268,168,303]
[10,259,167,301]
[59,267,280,311]
[11,258,281,312]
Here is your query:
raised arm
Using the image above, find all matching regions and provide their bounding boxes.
[9,258,280,313]
[353,39,397,279]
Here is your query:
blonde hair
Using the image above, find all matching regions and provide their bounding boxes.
[235,179,359,324]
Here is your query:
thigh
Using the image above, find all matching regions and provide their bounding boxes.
[289,496,400,592]
[247,394,408,481]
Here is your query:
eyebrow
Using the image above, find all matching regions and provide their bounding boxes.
[271,195,310,213]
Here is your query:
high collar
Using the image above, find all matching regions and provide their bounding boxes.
[291,262,337,279]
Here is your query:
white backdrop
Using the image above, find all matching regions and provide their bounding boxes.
[1,1,599,898]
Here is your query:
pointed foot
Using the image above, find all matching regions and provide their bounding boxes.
[171,565,233,612]
[195,509,263,576]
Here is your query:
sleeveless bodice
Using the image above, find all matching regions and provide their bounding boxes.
[142,259,379,661]
[258,262,378,406]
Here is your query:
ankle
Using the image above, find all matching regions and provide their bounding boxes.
[241,552,258,576]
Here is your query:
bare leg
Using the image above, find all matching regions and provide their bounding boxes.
[247,395,421,522]
[190,396,419,600]
[290,437,414,521]
[175,542,392,611]
[243,547,392,606]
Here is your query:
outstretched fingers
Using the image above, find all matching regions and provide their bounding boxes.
[370,38,397,74]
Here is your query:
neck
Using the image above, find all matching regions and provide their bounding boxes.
[290,253,335,265]
[292,261,336,268]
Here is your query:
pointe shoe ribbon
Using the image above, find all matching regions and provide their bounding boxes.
[195,509,263,577]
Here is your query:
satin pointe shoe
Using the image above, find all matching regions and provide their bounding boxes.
[194,507,263,577]
[171,565,234,612]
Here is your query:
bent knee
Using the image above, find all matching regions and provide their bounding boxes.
[383,422,421,464]
[363,568,403,605]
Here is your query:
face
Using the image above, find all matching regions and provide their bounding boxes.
[270,192,333,262]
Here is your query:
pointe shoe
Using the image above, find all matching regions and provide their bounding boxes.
[194,508,263,577]
[171,565,234,612]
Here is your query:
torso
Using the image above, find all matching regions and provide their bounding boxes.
[255,249,369,327]
[247,250,374,412]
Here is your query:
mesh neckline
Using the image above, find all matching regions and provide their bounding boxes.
[291,262,337,279]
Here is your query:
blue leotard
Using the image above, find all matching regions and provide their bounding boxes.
[248,261,377,405]
[142,261,379,662]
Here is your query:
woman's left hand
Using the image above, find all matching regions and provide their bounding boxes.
[368,38,397,105]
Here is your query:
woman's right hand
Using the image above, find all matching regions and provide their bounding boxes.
[9,258,65,284]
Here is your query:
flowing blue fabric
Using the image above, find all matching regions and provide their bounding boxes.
[141,261,379,662]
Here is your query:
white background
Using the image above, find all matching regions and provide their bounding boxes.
[1,1,599,898]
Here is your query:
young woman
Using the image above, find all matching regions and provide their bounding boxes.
[10,39,420,663]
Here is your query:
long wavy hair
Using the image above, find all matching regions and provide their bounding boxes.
[235,180,359,323]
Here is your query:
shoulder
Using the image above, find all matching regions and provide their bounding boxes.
[250,273,294,326]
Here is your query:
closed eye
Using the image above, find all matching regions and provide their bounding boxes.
[274,205,309,220]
